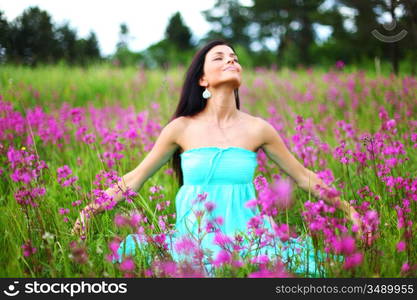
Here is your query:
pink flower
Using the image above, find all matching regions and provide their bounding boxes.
[251,254,270,265]
[205,220,216,233]
[212,250,232,267]
[245,198,258,209]
[351,224,359,233]
[317,169,336,186]
[401,263,410,273]
[69,107,84,123]
[119,258,135,272]
[130,213,142,227]
[361,210,379,245]
[273,223,296,243]
[57,165,72,179]
[396,241,406,252]
[214,216,224,226]
[114,214,127,227]
[385,119,396,131]
[58,208,70,215]
[149,185,162,194]
[247,215,264,230]
[213,232,233,247]
[152,233,166,246]
[248,260,292,278]
[72,200,82,206]
[272,179,294,210]
[57,165,78,187]
[107,237,122,261]
[335,60,345,70]
[93,189,115,210]
[204,201,216,213]
[258,178,294,217]
[193,192,208,203]
[343,252,363,270]
[333,236,356,255]
[174,236,198,256]
[159,261,178,277]
[22,240,37,257]
[122,187,137,203]
[254,175,268,191]
[232,260,244,268]
[82,133,96,144]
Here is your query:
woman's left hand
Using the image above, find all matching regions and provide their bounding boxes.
[348,207,372,243]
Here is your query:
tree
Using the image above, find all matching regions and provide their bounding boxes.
[0,11,9,63]
[84,31,100,59]
[1,6,102,66]
[116,22,130,50]
[165,11,193,49]
[403,0,417,74]
[251,0,327,68]
[113,23,142,67]
[201,0,252,49]
[9,6,57,65]
[72,32,101,66]
[54,21,78,64]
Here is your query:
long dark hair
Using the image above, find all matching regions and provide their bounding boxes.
[168,39,241,187]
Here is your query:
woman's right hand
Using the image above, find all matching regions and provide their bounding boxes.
[71,212,87,237]
[71,204,98,237]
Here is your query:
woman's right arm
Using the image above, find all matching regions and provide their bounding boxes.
[71,117,186,237]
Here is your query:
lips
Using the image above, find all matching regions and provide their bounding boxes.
[223,66,238,71]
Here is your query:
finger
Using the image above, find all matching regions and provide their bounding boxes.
[71,227,78,236]
[71,225,78,235]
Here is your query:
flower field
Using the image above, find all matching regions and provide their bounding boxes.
[1,65,416,277]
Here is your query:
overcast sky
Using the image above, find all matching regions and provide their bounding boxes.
[1,0,255,56]
[0,0,343,57]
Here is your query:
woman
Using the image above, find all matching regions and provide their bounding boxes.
[72,39,363,277]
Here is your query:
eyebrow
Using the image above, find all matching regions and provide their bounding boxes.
[212,51,237,57]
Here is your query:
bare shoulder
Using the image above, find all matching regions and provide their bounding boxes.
[251,115,269,126]
[159,116,189,146]
[239,111,262,127]
[164,116,189,146]
[251,115,273,134]
[250,115,281,147]
[165,116,189,132]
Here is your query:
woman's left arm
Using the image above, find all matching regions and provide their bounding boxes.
[299,168,359,218]
[258,118,362,232]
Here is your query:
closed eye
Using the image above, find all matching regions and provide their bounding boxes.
[214,57,239,62]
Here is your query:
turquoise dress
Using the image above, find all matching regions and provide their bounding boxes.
[114,146,324,277]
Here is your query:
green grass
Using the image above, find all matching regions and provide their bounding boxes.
[0,63,416,277]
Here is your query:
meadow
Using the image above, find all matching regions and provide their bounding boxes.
[0,64,416,277]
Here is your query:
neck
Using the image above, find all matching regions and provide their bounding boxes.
[201,86,239,126]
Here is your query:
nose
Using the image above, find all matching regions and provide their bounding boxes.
[225,56,235,65]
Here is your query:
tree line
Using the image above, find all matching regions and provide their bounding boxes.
[0,1,416,74]
[0,7,100,66]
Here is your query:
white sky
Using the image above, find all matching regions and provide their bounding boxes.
[1,0,252,56]
[0,0,336,57]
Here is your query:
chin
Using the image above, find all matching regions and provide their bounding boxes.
[223,76,241,87]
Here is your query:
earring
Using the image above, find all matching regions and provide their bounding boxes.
[202,87,211,99]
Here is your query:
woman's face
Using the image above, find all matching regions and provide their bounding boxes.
[199,44,242,90]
